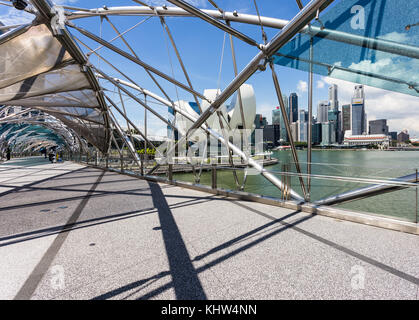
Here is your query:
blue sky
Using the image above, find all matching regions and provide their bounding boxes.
[0,0,418,137]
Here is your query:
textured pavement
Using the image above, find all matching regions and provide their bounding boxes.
[0,157,418,300]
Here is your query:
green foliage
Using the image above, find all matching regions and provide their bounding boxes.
[137,148,156,155]
[294,141,307,148]
[366,144,378,149]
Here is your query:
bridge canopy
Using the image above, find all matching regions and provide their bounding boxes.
[0,22,109,152]
[0,122,67,154]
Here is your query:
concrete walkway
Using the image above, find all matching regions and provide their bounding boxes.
[0,157,418,300]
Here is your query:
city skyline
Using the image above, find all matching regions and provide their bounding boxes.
[260,82,416,148]
[261,78,418,139]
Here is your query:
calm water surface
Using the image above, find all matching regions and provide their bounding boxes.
[174,150,419,222]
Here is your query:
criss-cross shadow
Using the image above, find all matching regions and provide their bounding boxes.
[14,170,106,300]
[0,166,88,198]
[92,271,171,300]
[91,206,311,300]
[0,196,215,247]
[0,175,220,213]
[92,199,419,300]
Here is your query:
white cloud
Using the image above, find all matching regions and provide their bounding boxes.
[0,1,78,26]
[0,8,34,25]
[377,31,410,44]
[316,80,325,89]
[297,80,308,93]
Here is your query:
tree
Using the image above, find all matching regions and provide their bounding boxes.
[294,141,307,148]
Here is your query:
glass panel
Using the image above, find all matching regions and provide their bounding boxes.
[274,0,419,96]
[336,187,418,223]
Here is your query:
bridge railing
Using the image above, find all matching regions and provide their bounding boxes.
[63,149,419,225]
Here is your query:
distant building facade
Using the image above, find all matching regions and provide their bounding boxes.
[321,122,336,145]
[298,110,308,142]
[328,84,339,111]
[290,122,298,142]
[343,133,390,148]
[317,101,329,123]
[254,114,267,129]
[312,123,322,145]
[341,104,351,133]
[263,124,280,146]
[279,94,290,142]
[369,119,389,135]
[272,107,281,125]
[328,109,341,144]
[389,131,397,141]
[397,130,410,143]
[289,93,298,123]
[351,85,366,135]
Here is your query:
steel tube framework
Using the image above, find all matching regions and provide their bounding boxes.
[66,6,419,60]
[166,0,260,48]
[307,36,314,199]
[270,62,307,199]
[66,22,210,103]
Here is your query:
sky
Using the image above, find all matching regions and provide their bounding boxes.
[0,0,418,138]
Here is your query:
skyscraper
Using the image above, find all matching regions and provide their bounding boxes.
[353,84,365,99]
[279,94,290,141]
[389,131,397,141]
[298,110,308,142]
[364,113,368,135]
[263,124,280,146]
[299,110,309,122]
[272,107,281,125]
[290,122,298,142]
[328,84,339,111]
[341,104,351,133]
[351,105,364,135]
[351,85,366,135]
[289,93,298,123]
[321,122,336,145]
[312,123,322,145]
[317,101,329,123]
[254,114,267,129]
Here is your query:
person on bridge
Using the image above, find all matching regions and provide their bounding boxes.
[40,147,47,158]
[6,147,11,161]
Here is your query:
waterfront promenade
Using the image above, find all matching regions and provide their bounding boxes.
[0,157,418,300]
